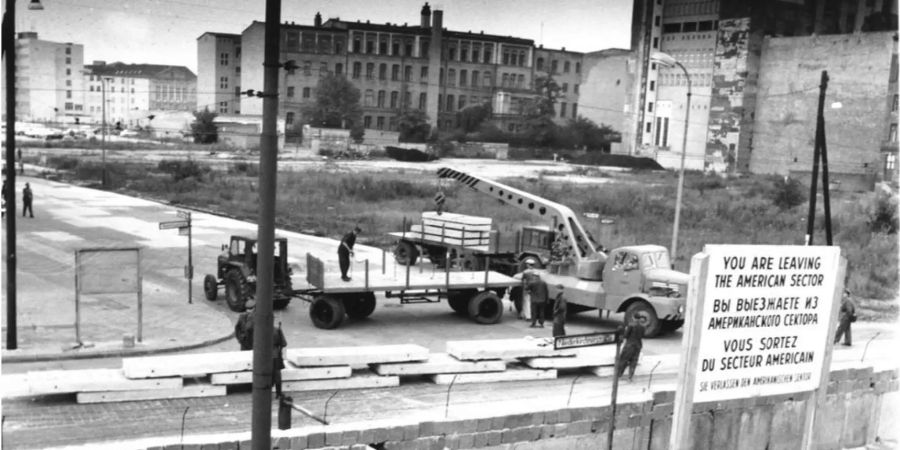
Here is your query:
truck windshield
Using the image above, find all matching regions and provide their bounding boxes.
[641,251,670,270]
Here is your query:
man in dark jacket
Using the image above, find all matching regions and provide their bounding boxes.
[552,284,567,337]
[833,289,856,346]
[22,183,33,218]
[617,311,647,381]
[272,323,287,397]
[235,300,256,351]
[338,226,361,281]
[526,273,548,328]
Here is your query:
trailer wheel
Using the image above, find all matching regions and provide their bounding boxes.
[345,292,377,319]
[394,240,419,266]
[310,295,346,329]
[660,319,684,334]
[468,291,504,324]
[203,274,219,301]
[624,301,661,337]
[224,270,251,312]
[448,289,476,315]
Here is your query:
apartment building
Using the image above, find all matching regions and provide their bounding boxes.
[83,61,197,127]
[197,3,584,134]
[5,32,85,122]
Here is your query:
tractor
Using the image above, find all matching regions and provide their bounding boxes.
[203,235,294,312]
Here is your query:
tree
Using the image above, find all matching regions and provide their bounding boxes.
[522,75,561,146]
[303,73,362,129]
[456,103,491,133]
[563,116,620,151]
[190,107,218,144]
[396,109,431,142]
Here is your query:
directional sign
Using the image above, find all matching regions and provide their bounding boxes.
[554,331,618,350]
[159,220,190,230]
[176,210,192,219]
[178,226,190,236]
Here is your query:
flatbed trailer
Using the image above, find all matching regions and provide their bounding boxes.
[294,253,521,329]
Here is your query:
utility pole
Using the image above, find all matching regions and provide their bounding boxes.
[4,0,19,350]
[251,0,281,448]
[806,71,832,245]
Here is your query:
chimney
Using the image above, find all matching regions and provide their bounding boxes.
[432,8,443,31]
[421,2,432,27]
[314,12,322,27]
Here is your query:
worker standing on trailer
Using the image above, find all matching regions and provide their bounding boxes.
[338,226,361,282]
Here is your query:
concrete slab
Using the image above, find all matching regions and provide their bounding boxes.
[286,344,429,367]
[431,365,557,385]
[210,366,352,385]
[446,338,577,361]
[371,352,506,376]
[522,346,616,369]
[27,368,183,395]
[122,351,253,378]
[76,383,226,404]
[282,370,399,392]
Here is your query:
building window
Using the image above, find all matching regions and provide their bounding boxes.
[472,70,479,87]
[648,102,654,112]
[390,91,399,109]
[891,123,898,142]
[66,80,72,87]
[286,112,295,125]
[335,63,343,75]
[446,94,455,112]
[473,47,480,62]
[364,90,374,107]
[653,37,659,49]
[379,63,387,80]
[461,47,468,62]
[403,91,411,107]
[448,69,456,87]
[377,90,386,108]
[366,40,375,54]
[438,94,443,111]
[551,60,558,74]
[287,86,295,97]
[220,76,228,89]
[655,117,670,147]
[518,51,526,67]
[65,47,71,55]
[562,83,568,93]
[303,61,312,76]
[303,87,311,98]
[392,64,400,81]
[405,65,412,81]
[537,58,544,71]
[420,66,428,81]
[646,122,652,133]
[655,15,661,26]
[458,95,466,110]
[501,73,509,87]
[563,61,570,73]
[353,37,361,53]
[893,94,898,112]
[887,153,896,171]
[220,53,229,65]
[377,116,385,129]
[483,72,491,87]
[448,47,456,60]
[405,41,413,57]
[352,62,361,79]
[419,92,426,110]
[572,103,577,117]
[560,102,567,118]
[517,74,525,88]
[483,46,492,63]
[460,69,468,87]
[66,68,71,75]
[320,62,328,77]
[650,80,655,91]
[392,41,400,56]
[574,84,579,94]
[219,101,228,113]
[364,115,372,127]
[66,57,71,64]
[366,63,375,79]
[379,41,388,55]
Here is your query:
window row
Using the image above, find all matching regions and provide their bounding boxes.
[445,42,493,64]
[501,48,528,67]
[535,58,581,75]
[350,34,428,58]
[350,62,424,82]
[361,90,428,110]
[437,94,491,112]
[285,31,347,55]
[442,68,492,87]
[662,20,718,34]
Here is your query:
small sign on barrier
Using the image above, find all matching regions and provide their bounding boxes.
[553,331,618,350]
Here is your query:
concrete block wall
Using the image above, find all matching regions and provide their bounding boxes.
[146,367,897,450]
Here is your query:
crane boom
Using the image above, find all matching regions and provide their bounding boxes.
[437,167,606,268]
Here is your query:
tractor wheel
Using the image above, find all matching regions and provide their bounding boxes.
[393,240,419,266]
[624,301,661,338]
[660,319,685,334]
[468,290,504,324]
[309,295,346,329]
[224,270,252,312]
[448,289,476,315]
[345,292,377,319]
[203,274,219,301]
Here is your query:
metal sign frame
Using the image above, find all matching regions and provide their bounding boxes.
[74,247,143,345]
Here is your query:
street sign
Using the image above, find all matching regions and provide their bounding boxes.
[554,331,618,350]
[159,220,190,230]
[184,265,193,279]
[176,210,192,219]
[178,226,190,236]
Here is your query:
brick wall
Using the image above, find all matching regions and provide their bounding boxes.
[145,365,897,450]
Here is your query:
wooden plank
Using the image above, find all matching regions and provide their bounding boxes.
[447,338,578,361]
[28,368,183,395]
[387,232,491,253]
[286,344,429,367]
[431,365,557,385]
[76,383,225,404]
[409,225,490,244]
[422,211,492,226]
[371,353,506,376]
[122,351,252,379]
[282,370,398,392]
[521,346,617,369]
[308,269,519,293]
[210,365,352,385]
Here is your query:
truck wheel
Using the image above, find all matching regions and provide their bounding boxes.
[310,295,346,329]
[224,270,251,312]
[661,319,685,334]
[345,292,376,319]
[203,274,218,301]
[394,240,419,266]
[624,301,661,337]
[448,289,476,315]
[468,291,503,324]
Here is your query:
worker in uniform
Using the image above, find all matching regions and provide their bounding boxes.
[834,289,856,346]
[617,311,647,382]
[526,272,548,328]
[338,226,361,282]
[235,300,256,351]
[552,284,567,337]
[272,322,287,398]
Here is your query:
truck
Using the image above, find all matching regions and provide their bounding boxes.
[420,167,689,337]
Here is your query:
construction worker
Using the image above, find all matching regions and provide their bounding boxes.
[834,289,856,346]
[617,311,647,382]
[338,226,361,282]
[22,182,33,218]
[552,284,567,337]
[235,300,256,351]
[526,272,548,328]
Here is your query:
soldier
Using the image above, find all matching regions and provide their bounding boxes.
[552,284,567,337]
[834,289,856,346]
[234,300,256,351]
[617,311,647,382]
[273,322,287,397]
[338,226,361,282]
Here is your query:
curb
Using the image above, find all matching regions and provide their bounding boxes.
[1,333,236,364]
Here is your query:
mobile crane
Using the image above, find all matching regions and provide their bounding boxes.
[433,167,688,337]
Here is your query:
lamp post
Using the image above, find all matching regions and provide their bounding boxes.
[3,0,44,350]
[650,51,691,267]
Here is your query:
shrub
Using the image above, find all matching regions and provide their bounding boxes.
[46,156,80,171]
[157,159,206,182]
[867,190,898,234]
[769,177,806,210]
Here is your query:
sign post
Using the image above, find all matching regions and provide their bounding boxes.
[670,245,843,449]
[159,210,193,303]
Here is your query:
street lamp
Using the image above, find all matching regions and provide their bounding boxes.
[650,51,691,268]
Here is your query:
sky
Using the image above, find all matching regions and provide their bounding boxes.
[14,0,634,74]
